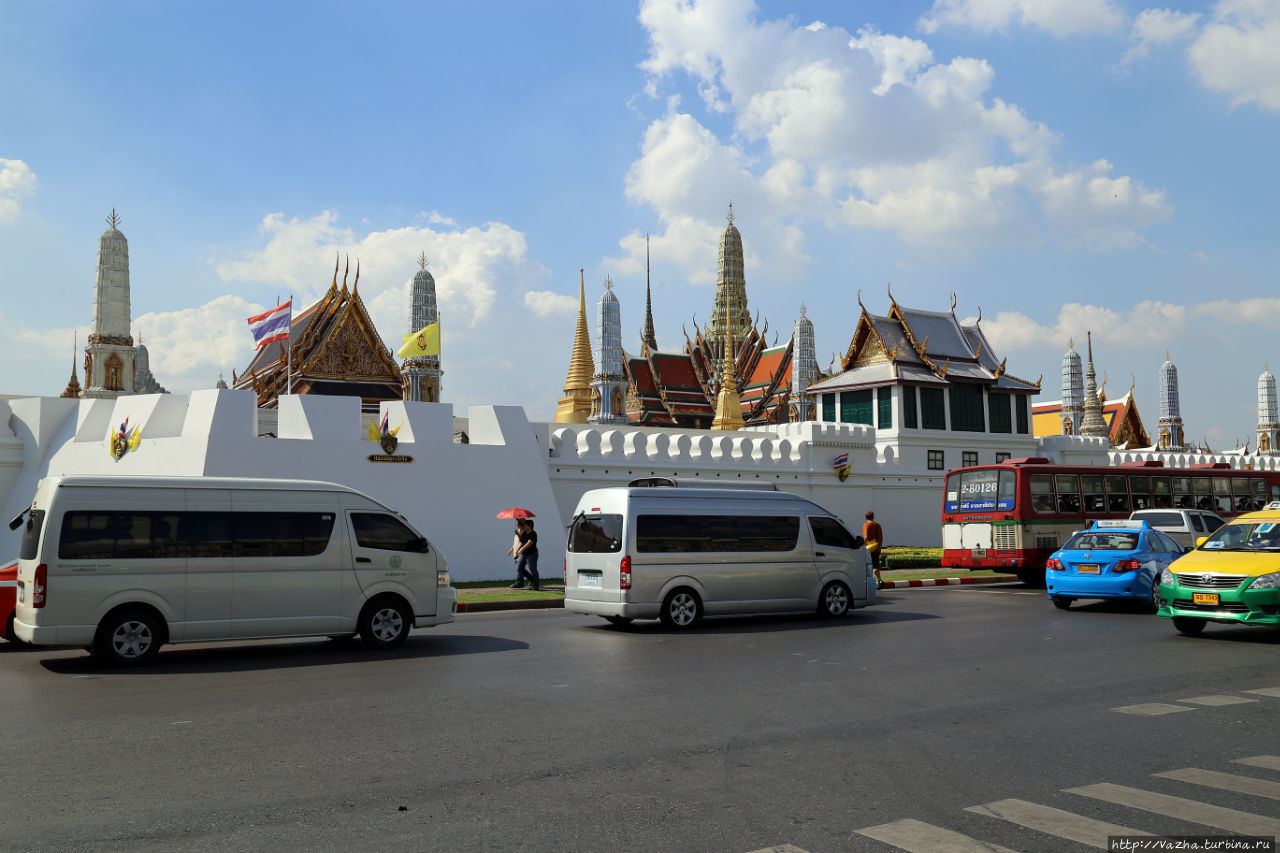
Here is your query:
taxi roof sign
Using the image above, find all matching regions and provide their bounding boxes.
[1091,519,1151,530]
[1267,501,1280,511]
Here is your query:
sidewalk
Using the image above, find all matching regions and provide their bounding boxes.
[456,569,1021,612]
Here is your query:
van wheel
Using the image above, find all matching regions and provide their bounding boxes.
[4,612,24,645]
[660,589,702,630]
[1173,616,1206,636]
[94,609,162,666]
[603,616,633,627]
[360,597,412,649]
[818,581,851,618]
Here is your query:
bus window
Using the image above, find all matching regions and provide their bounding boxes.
[1172,476,1192,509]
[998,470,1016,510]
[1055,474,1081,514]
[1212,477,1231,514]
[944,473,960,512]
[1193,477,1212,510]
[958,470,1001,511]
[1129,476,1152,510]
[1081,474,1105,513]
[1105,474,1130,513]
[1231,478,1251,512]
[1254,479,1269,510]
[1151,476,1172,508]
[1031,474,1055,514]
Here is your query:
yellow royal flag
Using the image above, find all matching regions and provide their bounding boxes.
[397,321,440,359]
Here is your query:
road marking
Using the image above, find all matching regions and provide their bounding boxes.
[744,846,809,853]
[1243,686,1280,698]
[856,818,1016,852]
[1235,755,1280,772]
[965,798,1152,849]
[1155,768,1280,801]
[1112,702,1194,715]
[1066,783,1280,836]
[1178,694,1258,706]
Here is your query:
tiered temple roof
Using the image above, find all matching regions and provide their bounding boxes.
[232,263,402,411]
[809,294,1040,396]
[1033,390,1151,448]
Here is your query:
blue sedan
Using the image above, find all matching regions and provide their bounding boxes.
[1046,520,1186,611]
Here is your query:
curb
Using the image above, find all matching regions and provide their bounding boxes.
[456,599,565,613]
[880,574,1018,589]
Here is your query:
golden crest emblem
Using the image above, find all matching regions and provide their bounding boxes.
[107,418,142,460]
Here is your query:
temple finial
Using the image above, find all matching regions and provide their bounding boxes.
[726,202,734,225]
[604,275,613,291]
[418,252,428,271]
[800,301,807,318]
[106,208,121,229]
[342,255,349,291]
[353,258,360,291]
[333,252,339,287]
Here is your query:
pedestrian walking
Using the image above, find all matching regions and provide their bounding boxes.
[513,519,540,590]
[863,510,884,589]
[505,523,523,586]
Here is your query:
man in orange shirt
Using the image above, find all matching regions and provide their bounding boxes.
[863,511,884,589]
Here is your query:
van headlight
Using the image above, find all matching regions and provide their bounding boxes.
[437,571,451,587]
[1159,567,1174,588]
[1247,571,1280,590]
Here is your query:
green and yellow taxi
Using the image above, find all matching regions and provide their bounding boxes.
[1155,501,1280,636]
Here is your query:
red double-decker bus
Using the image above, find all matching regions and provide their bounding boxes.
[941,458,1280,585]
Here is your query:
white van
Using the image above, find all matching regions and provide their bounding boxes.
[11,475,456,665]
[564,486,873,628]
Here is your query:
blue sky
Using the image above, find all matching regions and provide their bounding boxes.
[2,0,1277,448]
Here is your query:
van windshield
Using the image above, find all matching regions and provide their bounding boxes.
[568,514,623,553]
[19,509,44,560]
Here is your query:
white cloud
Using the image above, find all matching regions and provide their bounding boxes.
[134,295,263,389]
[0,159,37,224]
[629,0,1168,268]
[979,300,1190,353]
[524,290,579,317]
[1118,8,1202,69]
[1188,0,1280,111]
[917,0,1125,36]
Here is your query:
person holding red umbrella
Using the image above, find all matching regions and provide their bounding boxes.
[497,509,539,590]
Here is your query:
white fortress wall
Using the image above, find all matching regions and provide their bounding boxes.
[0,391,564,582]
[547,420,948,545]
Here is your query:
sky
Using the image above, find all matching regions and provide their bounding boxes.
[2,0,1278,448]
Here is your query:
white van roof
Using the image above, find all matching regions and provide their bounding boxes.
[580,485,828,508]
[44,474,358,493]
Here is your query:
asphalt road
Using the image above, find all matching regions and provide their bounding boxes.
[1,585,1278,852]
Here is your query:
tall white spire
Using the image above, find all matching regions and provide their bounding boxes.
[790,303,817,421]
[83,209,137,398]
[1258,364,1278,454]
[1060,338,1083,435]
[1079,331,1110,440]
[403,252,443,402]
[1157,353,1183,450]
[589,277,627,425]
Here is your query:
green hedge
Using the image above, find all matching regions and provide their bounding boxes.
[881,546,942,570]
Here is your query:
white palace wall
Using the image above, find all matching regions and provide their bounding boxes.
[5,391,1279,579]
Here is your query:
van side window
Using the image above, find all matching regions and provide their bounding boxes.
[19,509,44,560]
[60,511,161,559]
[351,513,421,551]
[59,511,335,559]
[237,513,335,557]
[567,514,622,553]
[636,515,799,553]
[809,516,858,550]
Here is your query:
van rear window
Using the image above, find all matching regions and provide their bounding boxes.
[59,511,335,559]
[1134,511,1182,527]
[567,514,622,553]
[636,514,799,553]
[19,509,44,561]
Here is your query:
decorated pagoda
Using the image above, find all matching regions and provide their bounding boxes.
[232,258,403,412]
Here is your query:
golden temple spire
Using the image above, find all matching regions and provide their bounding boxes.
[642,233,657,352]
[711,319,744,431]
[554,269,595,423]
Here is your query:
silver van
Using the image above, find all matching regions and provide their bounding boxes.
[563,486,873,629]
[1128,508,1225,550]
[12,475,456,665]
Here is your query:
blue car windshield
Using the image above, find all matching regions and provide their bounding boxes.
[1064,532,1138,551]
[1200,521,1280,552]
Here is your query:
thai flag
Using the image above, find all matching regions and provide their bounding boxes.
[833,453,849,469]
[247,301,292,351]
[379,411,390,436]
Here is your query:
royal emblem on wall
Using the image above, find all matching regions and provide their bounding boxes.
[368,412,412,463]
[107,417,141,460]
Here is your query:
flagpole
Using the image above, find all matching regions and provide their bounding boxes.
[286,293,293,396]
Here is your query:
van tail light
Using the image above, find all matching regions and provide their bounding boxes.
[563,557,567,585]
[619,555,631,590]
[1046,558,1064,571]
[1113,559,1142,573]
[33,563,47,608]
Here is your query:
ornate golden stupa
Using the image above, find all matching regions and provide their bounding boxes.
[710,324,744,431]
[554,270,595,423]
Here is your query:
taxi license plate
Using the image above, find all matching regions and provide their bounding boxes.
[1193,592,1219,605]
[579,572,601,588]
[1077,564,1100,574]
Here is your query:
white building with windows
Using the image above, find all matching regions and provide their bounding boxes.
[805,297,1041,473]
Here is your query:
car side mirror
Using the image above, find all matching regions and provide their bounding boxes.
[1195,537,1208,548]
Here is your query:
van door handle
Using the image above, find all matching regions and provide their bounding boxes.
[815,551,826,557]
[356,557,371,564]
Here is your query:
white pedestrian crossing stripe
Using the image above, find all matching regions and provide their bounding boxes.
[964,798,1152,849]
[1065,782,1280,837]
[1243,686,1280,697]
[1112,702,1194,715]
[851,756,1280,853]
[1178,694,1258,706]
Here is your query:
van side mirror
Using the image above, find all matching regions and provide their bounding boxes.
[852,535,865,549]
[412,537,431,553]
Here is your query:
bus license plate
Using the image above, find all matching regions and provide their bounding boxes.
[970,548,986,559]
[580,572,601,588]
[1193,592,1219,605]
[1077,564,1100,574]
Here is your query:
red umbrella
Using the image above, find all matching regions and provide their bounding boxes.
[496,508,535,519]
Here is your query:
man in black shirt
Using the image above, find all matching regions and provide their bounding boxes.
[512,519,540,590]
